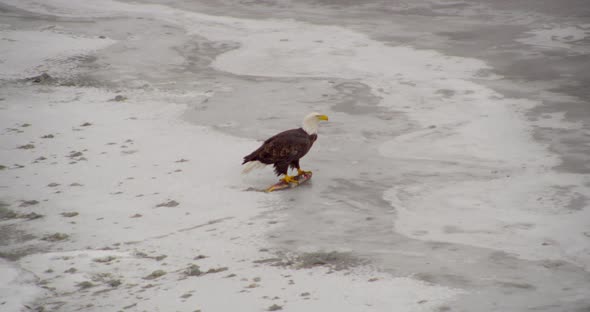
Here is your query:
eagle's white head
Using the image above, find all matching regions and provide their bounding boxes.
[302,112,329,135]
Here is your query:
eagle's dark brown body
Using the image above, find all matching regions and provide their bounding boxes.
[242,128,317,176]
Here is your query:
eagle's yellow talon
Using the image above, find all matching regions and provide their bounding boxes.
[297,169,312,176]
[281,175,299,184]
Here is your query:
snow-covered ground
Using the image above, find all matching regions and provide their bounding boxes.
[1,0,589,311]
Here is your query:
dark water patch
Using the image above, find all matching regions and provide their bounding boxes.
[469,0,590,18]
[551,80,590,109]
[530,99,590,125]
[533,127,590,174]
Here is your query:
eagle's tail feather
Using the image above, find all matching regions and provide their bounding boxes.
[242,160,267,174]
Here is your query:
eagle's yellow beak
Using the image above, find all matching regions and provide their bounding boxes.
[317,115,329,121]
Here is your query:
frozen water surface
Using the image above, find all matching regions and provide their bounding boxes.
[0,0,589,311]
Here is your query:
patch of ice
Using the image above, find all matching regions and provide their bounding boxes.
[384,172,590,269]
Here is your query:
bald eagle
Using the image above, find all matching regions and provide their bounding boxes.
[242,112,329,184]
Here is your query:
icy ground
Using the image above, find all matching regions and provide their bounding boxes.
[0,0,589,311]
